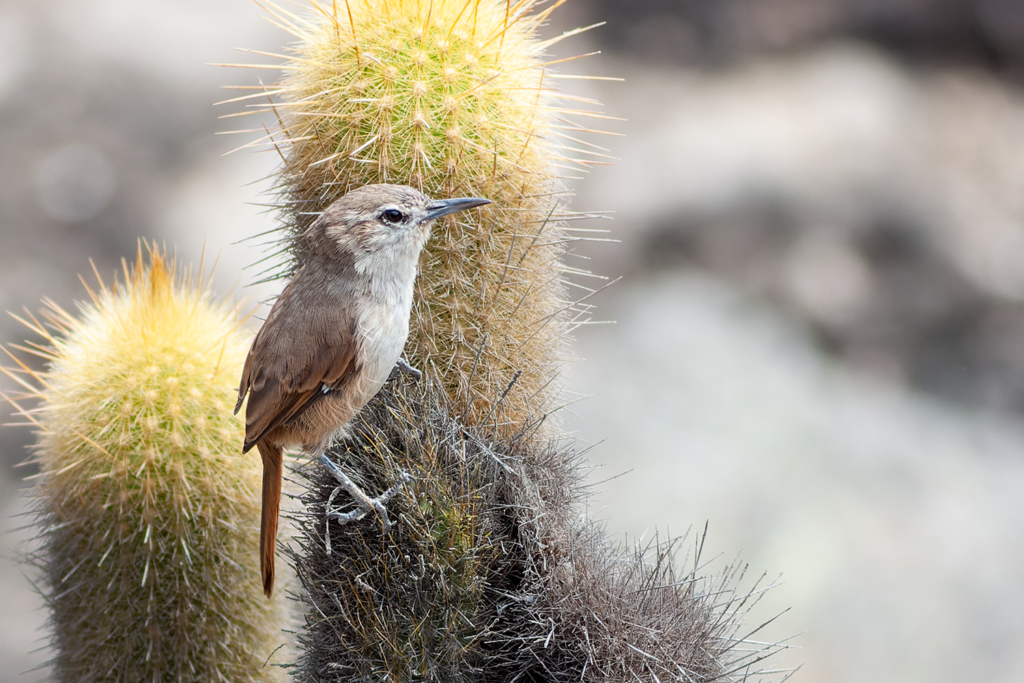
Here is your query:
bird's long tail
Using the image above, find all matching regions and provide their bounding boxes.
[257,440,283,598]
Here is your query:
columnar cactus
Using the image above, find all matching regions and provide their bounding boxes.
[224,3,788,682]
[4,247,288,682]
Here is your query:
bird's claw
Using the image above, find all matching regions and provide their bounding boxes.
[389,357,422,382]
[320,454,414,533]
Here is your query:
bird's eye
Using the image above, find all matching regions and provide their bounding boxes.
[382,209,405,224]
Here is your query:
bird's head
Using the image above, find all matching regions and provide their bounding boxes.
[308,184,490,270]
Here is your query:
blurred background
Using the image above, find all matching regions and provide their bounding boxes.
[2,0,1024,681]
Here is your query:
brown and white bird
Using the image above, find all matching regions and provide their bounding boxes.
[235,184,490,597]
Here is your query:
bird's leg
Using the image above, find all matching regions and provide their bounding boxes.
[320,454,414,533]
[389,356,422,382]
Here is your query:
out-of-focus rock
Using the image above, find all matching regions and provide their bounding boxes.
[566,0,1024,72]
[572,45,1024,414]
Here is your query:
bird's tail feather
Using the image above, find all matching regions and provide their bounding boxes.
[257,440,283,598]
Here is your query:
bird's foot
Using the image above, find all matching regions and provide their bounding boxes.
[389,357,422,382]
[320,454,414,533]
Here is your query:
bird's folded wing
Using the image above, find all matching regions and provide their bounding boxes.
[237,296,358,451]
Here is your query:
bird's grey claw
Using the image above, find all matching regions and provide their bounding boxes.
[320,454,413,533]
[393,357,422,381]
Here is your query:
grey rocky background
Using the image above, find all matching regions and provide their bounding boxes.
[3,1,1024,682]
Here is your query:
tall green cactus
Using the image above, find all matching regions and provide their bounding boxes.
[224,3,789,682]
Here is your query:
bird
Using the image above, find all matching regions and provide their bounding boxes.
[235,184,491,597]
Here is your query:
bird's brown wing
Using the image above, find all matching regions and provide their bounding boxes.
[236,283,358,452]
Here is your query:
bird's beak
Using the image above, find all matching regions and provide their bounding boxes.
[424,196,492,221]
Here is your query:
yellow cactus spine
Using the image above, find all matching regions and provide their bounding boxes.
[224,0,612,432]
[3,246,288,683]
